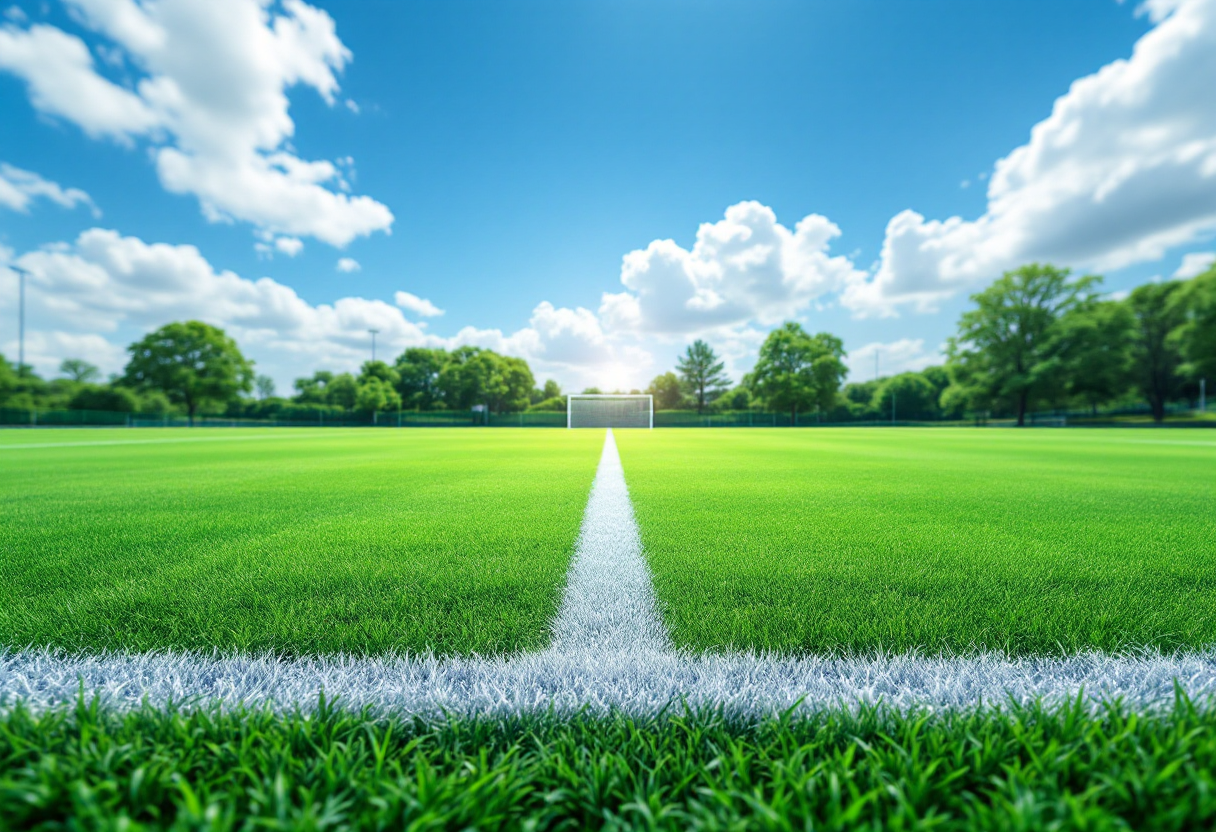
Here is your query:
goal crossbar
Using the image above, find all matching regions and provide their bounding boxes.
[567,394,653,429]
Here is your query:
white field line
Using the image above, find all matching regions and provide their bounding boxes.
[545,429,669,655]
[4,428,1216,717]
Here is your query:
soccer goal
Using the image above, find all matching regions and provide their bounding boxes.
[567,394,653,429]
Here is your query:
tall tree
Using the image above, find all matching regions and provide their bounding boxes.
[675,340,730,414]
[293,370,334,404]
[494,356,536,413]
[646,372,685,410]
[123,321,253,425]
[946,264,1097,426]
[1176,265,1216,393]
[1126,281,1187,422]
[394,348,448,410]
[437,346,533,413]
[326,373,359,410]
[872,373,939,421]
[255,374,276,400]
[359,360,400,388]
[355,377,402,415]
[1056,299,1133,415]
[0,354,21,406]
[59,358,100,383]
[750,323,847,425]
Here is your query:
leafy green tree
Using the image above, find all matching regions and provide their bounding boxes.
[494,356,536,413]
[68,385,142,413]
[255,374,276,400]
[394,348,448,410]
[437,347,533,413]
[326,373,359,410]
[123,321,254,425]
[1056,299,1133,415]
[676,340,730,413]
[59,359,100,383]
[946,264,1098,426]
[359,360,400,386]
[526,396,566,412]
[842,379,880,418]
[356,377,402,415]
[292,371,334,404]
[1176,265,1216,390]
[0,354,17,406]
[138,390,174,415]
[438,348,496,410]
[908,366,966,420]
[1126,281,1187,422]
[872,373,939,421]
[715,385,752,412]
[750,322,847,424]
[646,372,686,410]
[541,379,562,400]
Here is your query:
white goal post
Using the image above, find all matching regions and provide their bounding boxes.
[567,394,653,429]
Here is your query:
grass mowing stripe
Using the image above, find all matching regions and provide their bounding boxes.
[3,697,1216,830]
[0,428,603,656]
[614,428,1216,656]
[0,428,363,450]
[546,429,668,654]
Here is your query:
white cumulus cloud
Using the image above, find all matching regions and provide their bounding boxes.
[0,0,392,246]
[0,162,98,215]
[844,0,1216,316]
[1174,251,1216,278]
[0,228,643,391]
[336,257,360,273]
[845,339,942,380]
[599,200,866,337]
[394,291,443,318]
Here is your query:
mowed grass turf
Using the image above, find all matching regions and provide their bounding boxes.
[615,428,1216,656]
[6,697,1216,830]
[0,428,603,656]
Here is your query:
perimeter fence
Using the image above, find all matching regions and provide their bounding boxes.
[1,405,1211,429]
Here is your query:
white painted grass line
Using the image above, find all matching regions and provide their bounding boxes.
[546,429,669,655]
[5,648,1216,717]
[4,428,1216,717]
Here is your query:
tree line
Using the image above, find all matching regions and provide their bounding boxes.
[642,261,1215,424]
[2,260,1212,425]
[0,322,565,424]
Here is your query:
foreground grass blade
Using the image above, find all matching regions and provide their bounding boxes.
[2,696,1216,830]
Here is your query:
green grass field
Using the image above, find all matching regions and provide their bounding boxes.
[4,697,1214,830]
[5,425,1216,829]
[615,428,1216,656]
[0,429,603,656]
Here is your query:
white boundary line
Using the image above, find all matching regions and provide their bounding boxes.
[3,429,1216,716]
[5,647,1215,717]
[546,430,669,654]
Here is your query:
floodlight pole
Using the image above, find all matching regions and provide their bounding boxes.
[369,329,379,363]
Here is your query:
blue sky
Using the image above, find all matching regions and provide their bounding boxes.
[1,0,1215,393]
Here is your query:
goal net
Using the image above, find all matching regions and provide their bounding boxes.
[567,394,653,429]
